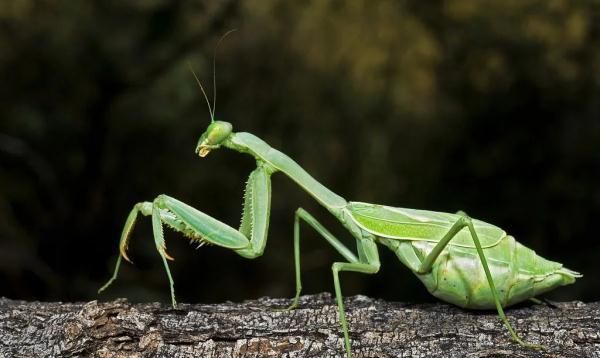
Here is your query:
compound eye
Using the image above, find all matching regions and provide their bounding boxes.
[207,121,233,144]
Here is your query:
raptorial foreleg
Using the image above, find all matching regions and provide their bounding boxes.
[98,165,274,307]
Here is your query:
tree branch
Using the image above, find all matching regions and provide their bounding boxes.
[0,294,597,357]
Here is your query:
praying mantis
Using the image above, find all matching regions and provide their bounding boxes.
[98,63,582,358]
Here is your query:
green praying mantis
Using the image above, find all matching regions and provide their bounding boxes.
[98,62,582,358]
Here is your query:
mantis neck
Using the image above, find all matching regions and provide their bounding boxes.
[226,132,348,214]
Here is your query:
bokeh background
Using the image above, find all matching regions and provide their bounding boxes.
[1,0,599,306]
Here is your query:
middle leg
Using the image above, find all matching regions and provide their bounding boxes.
[331,237,380,357]
[285,207,359,310]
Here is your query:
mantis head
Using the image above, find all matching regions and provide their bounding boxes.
[196,120,233,157]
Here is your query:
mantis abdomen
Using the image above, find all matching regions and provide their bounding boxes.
[381,235,579,309]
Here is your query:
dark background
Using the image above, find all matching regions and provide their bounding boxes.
[1,1,598,306]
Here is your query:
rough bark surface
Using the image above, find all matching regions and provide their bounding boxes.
[0,294,598,358]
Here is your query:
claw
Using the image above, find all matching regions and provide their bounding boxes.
[161,247,175,261]
[119,245,133,263]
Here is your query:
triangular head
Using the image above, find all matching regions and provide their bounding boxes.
[196,120,233,157]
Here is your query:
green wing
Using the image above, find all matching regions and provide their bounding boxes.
[347,202,506,248]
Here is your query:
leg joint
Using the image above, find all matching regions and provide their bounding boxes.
[135,202,153,215]
[457,214,471,225]
[295,207,307,217]
[153,195,166,206]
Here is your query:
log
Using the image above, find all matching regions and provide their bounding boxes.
[0,294,598,357]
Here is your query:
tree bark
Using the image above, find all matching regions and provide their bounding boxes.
[0,294,598,357]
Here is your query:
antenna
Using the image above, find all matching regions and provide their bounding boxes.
[188,63,214,123]
[189,29,238,124]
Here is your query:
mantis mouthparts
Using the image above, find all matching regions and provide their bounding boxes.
[198,147,211,157]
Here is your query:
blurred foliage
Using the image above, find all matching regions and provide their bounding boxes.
[0,0,598,305]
